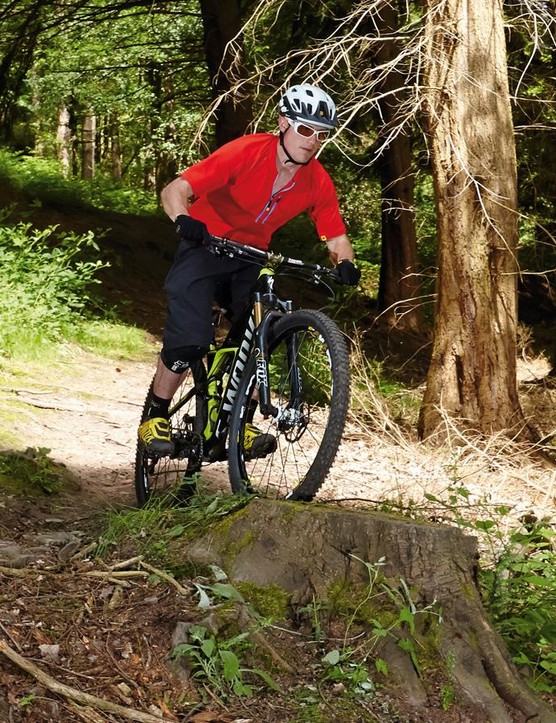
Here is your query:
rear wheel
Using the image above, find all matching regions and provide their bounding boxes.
[227,309,350,500]
[134,361,207,506]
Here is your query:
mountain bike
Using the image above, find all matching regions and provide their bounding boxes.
[134,236,351,506]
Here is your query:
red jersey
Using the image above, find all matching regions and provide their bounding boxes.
[181,133,346,249]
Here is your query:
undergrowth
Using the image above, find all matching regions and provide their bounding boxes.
[0,148,158,215]
[0,212,150,361]
[0,447,66,495]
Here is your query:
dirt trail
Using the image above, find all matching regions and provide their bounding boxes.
[5,351,157,508]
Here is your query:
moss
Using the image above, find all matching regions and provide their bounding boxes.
[326,577,398,629]
[0,449,72,497]
[236,581,290,620]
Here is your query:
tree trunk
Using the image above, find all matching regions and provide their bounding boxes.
[81,111,96,180]
[374,3,421,332]
[199,0,252,147]
[419,0,525,438]
[185,499,556,722]
[108,114,121,181]
[56,105,71,178]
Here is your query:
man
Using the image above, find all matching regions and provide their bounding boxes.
[139,83,360,457]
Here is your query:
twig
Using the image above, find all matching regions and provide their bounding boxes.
[111,556,143,570]
[65,700,108,722]
[138,561,191,596]
[0,620,22,651]
[0,640,170,723]
[0,565,48,577]
[0,640,172,722]
[82,570,149,580]
[70,541,97,560]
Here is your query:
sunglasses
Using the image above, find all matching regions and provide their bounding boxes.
[288,119,330,142]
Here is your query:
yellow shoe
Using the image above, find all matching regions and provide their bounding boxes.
[138,417,174,456]
[243,423,277,460]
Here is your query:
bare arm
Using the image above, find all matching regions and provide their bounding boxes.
[326,234,355,265]
[160,176,194,222]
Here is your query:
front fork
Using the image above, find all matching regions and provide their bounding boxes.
[253,294,301,418]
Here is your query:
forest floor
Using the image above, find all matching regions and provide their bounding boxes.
[1,202,556,722]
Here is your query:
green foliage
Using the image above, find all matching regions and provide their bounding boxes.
[318,556,441,695]
[0,218,108,358]
[480,522,556,693]
[24,2,207,183]
[423,485,556,693]
[0,148,158,214]
[69,320,152,361]
[169,569,280,699]
[171,623,279,698]
[96,490,252,563]
[0,447,63,495]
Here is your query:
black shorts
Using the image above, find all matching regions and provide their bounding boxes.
[163,242,259,351]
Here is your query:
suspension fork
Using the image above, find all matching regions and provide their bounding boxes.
[253,293,297,416]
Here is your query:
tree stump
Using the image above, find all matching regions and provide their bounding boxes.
[185,499,555,722]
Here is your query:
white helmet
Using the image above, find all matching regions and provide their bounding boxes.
[279,84,338,129]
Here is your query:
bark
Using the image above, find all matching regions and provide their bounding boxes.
[374,3,421,331]
[81,111,96,180]
[56,105,71,178]
[199,0,252,147]
[186,499,556,722]
[109,114,122,181]
[419,0,525,437]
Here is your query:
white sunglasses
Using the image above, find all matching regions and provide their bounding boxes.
[288,119,330,142]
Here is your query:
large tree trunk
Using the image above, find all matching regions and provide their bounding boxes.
[375,3,421,332]
[186,499,554,720]
[199,0,252,147]
[185,499,555,722]
[419,0,525,437]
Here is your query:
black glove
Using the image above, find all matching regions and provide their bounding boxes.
[175,214,210,246]
[334,259,361,286]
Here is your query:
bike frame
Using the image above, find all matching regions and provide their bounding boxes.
[166,237,334,462]
[202,263,295,455]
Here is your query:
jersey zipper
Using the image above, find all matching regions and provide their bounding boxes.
[255,179,296,224]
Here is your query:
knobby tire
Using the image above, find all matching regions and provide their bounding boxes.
[134,361,207,506]
[227,309,350,501]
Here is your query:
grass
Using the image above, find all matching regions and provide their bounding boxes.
[0,211,153,363]
[0,447,70,496]
[0,147,159,215]
[67,319,154,361]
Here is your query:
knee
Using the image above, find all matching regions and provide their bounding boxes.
[161,345,208,373]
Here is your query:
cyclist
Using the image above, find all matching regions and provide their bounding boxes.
[139,83,360,457]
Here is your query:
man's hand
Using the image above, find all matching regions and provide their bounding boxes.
[175,214,210,246]
[334,259,361,286]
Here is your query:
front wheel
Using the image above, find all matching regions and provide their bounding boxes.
[134,361,207,506]
[227,309,350,501]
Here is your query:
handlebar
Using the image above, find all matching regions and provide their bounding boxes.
[207,234,341,284]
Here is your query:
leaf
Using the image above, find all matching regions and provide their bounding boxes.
[219,649,240,680]
[209,564,228,581]
[193,584,212,609]
[249,667,282,691]
[323,649,341,665]
[398,606,416,634]
[375,657,389,675]
[232,679,253,696]
[474,519,496,531]
[201,637,216,657]
[209,582,244,601]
